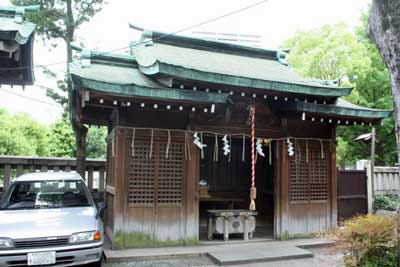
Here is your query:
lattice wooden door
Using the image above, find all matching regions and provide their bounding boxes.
[288,140,329,204]
[128,140,184,207]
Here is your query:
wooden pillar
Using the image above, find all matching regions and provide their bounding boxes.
[16,165,24,177]
[75,125,88,178]
[99,167,105,192]
[3,164,11,190]
[88,166,94,191]
[371,127,376,199]
[330,127,338,227]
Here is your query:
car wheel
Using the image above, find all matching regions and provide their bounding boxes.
[87,255,103,267]
[87,259,102,267]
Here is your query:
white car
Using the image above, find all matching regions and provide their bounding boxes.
[0,172,106,267]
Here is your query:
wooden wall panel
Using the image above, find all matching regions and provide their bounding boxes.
[107,128,198,243]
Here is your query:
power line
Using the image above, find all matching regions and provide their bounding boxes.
[0,0,268,72]
[0,87,62,107]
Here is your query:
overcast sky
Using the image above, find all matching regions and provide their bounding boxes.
[0,0,369,125]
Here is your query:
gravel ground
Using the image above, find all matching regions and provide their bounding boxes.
[102,247,343,267]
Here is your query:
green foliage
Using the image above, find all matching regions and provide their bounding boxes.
[0,109,106,159]
[0,109,48,156]
[332,214,398,267]
[283,23,371,84]
[282,17,395,167]
[47,117,76,158]
[113,231,198,249]
[47,117,107,158]
[373,195,399,212]
[87,126,107,159]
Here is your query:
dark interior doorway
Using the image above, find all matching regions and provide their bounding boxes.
[198,137,274,241]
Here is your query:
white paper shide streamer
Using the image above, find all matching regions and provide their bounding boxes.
[222,135,230,156]
[256,138,265,157]
[193,132,207,149]
[287,138,294,156]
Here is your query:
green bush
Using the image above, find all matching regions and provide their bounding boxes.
[332,214,398,267]
[373,195,398,211]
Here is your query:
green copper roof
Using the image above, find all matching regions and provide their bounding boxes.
[0,5,38,44]
[134,30,352,97]
[0,5,38,86]
[70,62,229,104]
[273,98,392,121]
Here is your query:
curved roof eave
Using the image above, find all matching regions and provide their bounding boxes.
[277,101,392,120]
[138,61,353,97]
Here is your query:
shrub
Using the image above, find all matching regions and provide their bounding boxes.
[373,195,398,211]
[332,214,398,267]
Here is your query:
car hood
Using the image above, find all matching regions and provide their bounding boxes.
[0,207,98,239]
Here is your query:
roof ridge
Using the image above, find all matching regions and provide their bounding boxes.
[142,30,281,61]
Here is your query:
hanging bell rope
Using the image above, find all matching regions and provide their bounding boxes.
[149,129,154,158]
[131,128,136,158]
[249,106,256,211]
[165,130,171,159]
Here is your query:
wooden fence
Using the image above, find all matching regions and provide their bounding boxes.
[0,156,106,194]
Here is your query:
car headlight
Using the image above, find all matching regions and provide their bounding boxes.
[69,231,101,243]
[0,238,13,249]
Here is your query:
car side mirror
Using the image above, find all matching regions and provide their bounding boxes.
[96,202,107,219]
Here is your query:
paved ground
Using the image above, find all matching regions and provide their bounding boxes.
[103,247,343,267]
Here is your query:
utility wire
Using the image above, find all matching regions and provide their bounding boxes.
[0,0,268,72]
[0,87,61,107]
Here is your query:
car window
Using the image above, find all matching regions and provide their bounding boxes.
[1,180,91,210]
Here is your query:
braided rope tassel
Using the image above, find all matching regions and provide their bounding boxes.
[184,132,188,160]
[186,132,191,161]
[320,139,324,159]
[269,141,272,165]
[149,129,154,158]
[242,135,245,162]
[165,130,171,159]
[131,128,135,158]
[306,139,309,163]
[200,132,205,159]
[229,135,232,163]
[213,134,218,162]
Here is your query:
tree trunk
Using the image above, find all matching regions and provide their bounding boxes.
[367,1,400,265]
[65,0,87,177]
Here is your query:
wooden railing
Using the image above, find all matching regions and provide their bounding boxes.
[0,156,106,193]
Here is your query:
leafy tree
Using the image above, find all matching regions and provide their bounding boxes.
[367,0,400,262]
[12,0,106,175]
[48,116,107,158]
[283,23,371,85]
[0,109,48,156]
[282,22,395,167]
[87,126,107,159]
[47,117,75,158]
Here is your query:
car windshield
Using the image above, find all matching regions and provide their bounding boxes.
[0,180,91,210]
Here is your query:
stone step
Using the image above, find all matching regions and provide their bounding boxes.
[207,245,313,265]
